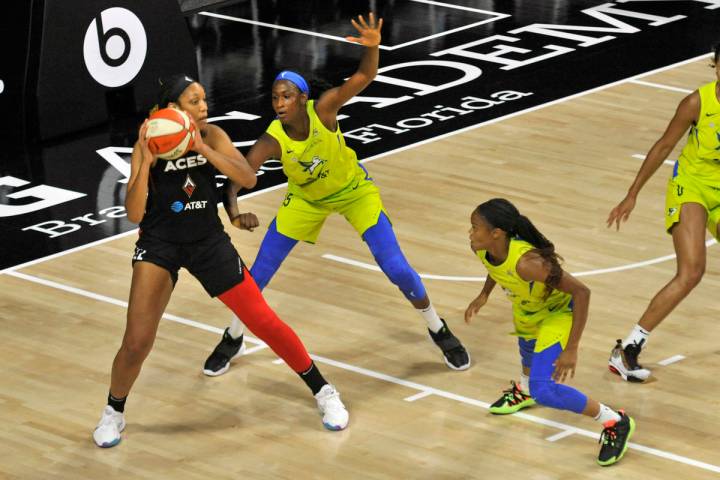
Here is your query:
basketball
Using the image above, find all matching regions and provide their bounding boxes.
[145,108,196,160]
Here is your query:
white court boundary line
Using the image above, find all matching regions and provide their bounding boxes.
[658,355,686,366]
[200,3,510,52]
[629,79,693,94]
[0,53,711,277]
[633,153,675,166]
[4,268,719,474]
[322,238,718,282]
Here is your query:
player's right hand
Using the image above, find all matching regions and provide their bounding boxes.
[464,294,488,324]
[138,120,156,164]
[606,195,637,231]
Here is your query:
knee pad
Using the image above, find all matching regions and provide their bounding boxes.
[363,213,426,300]
[529,379,587,414]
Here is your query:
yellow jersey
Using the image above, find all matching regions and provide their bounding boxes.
[477,238,572,337]
[266,100,365,201]
[677,81,720,185]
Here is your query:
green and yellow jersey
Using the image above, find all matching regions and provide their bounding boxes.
[266,100,366,201]
[476,238,572,340]
[677,81,720,185]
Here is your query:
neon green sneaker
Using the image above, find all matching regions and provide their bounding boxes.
[489,381,535,414]
[597,410,636,466]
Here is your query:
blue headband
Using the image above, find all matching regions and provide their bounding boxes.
[274,71,309,95]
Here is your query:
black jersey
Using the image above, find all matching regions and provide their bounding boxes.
[139,152,224,243]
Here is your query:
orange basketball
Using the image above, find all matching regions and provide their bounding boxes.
[145,108,196,160]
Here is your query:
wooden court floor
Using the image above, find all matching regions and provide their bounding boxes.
[2,58,720,479]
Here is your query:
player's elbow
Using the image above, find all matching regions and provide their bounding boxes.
[237,173,257,189]
[574,284,591,301]
[126,210,144,224]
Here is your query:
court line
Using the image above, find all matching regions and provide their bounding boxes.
[197,12,381,48]
[1,53,711,276]
[200,6,509,52]
[629,79,693,94]
[632,153,675,166]
[359,52,712,166]
[658,355,686,366]
[404,391,434,402]
[546,429,577,442]
[5,269,720,474]
[408,0,506,14]
[321,238,717,281]
[0,229,139,275]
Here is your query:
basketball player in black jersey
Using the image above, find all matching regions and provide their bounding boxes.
[93,74,349,448]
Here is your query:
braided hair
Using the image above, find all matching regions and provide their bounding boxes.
[475,198,563,299]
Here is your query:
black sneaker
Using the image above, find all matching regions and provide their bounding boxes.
[428,319,471,371]
[597,410,636,466]
[203,328,246,377]
[608,339,651,382]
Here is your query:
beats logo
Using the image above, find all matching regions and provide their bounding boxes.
[83,7,147,87]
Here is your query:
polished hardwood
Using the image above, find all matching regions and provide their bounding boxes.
[2,59,720,479]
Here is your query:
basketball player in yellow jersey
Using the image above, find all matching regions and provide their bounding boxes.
[202,13,470,376]
[466,198,635,466]
[607,42,720,382]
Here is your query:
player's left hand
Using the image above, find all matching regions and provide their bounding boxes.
[231,212,259,232]
[346,12,383,47]
[552,349,577,383]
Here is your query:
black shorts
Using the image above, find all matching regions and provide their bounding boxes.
[132,231,245,297]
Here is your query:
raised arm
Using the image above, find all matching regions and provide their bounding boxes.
[315,13,383,127]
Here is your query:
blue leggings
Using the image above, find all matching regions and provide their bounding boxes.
[249,218,297,291]
[519,338,588,414]
[250,213,426,301]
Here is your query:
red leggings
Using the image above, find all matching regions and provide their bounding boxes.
[218,269,312,373]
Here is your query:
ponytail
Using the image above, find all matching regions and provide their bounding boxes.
[475,198,563,299]
[714,41,720,65]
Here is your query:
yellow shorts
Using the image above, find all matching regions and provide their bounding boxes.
[275,175,387,243]
[513,304,572,353]
[665,168,720,240]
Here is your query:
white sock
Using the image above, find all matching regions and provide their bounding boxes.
[594,403,622,424]
[519,373,530,393]
[228,314,245,339]
[622,324,650,349]
[419,303,444,333]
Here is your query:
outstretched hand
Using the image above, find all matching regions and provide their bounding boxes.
[346,12,383,47]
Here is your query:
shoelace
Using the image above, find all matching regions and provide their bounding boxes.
[599,424,618,446]
[502,382,527,405]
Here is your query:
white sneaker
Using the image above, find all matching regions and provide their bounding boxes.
[314,384,349,431]
[93,406,126,448]
[608,339,651,383]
